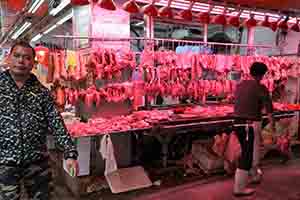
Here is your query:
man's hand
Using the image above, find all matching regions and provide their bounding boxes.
[268,113,276,133]
[66,158,79,177]
[271,124,276,133]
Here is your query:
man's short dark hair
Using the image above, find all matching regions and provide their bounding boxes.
[250,62,268,77]
[10,40,36,58]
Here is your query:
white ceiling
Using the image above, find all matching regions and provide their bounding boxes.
[1,0,300,47]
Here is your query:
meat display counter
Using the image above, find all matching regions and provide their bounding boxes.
[147,108,299,167]
[56,103,300,197]
[64,103,300,168]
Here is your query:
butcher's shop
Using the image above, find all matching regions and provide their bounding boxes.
[1,0,300,200]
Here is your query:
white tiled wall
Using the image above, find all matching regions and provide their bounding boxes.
[247,27,299,56]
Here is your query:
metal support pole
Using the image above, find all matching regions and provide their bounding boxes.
[145,16,154,39]
[155,134,173,168]
[247,27,255,55]
[144,15,154,108]
[204,24,208,44]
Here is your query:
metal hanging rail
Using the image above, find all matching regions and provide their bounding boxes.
[52,35,276,49]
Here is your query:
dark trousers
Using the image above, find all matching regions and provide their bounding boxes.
[235,125,255,171]
[0,160,52,200]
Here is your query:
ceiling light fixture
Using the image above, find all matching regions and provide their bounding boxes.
[136,0,294,23]
[31,33,43,42]
[135,21,144,26]
[43,24,57,34]
[50,0,71,16]
[254,15,265,21]
[57,10,73,25]
[42,10,73,36]
[28,0,45,14]
[11,22,32,40]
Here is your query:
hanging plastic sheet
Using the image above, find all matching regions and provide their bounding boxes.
[100,134,118,175]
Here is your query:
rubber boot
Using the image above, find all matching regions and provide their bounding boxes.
[249,122,263,184]
[234,168,255,197]
[249,167,262,184]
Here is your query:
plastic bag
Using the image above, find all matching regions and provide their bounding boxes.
[100,134,118,175]
[224,132,241,163]
[276,132,291,155]
[212,133,228,157]
[262,121,292,160]
[223,132,241,174]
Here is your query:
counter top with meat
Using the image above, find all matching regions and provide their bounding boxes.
[65,110,171,137]
[65,103,300,138]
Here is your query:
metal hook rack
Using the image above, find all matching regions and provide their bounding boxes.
[53,35,276,56]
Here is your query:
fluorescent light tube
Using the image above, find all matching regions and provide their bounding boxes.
[28,0,45,14]
[28,0,41,12]
[50,0,71,16]
[42,9,73,36]
[254,15,265,21]
[11,22,32,40]
[43,24,57,34]
[57,10,73,25]
[135,22,144,26]
[31,33,43,42]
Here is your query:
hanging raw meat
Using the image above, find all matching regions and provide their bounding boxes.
[73,90,79,105]
[98,0,117,11]
[92,51,103,80]
[79,55,88,79]
[47,53,55,83]
[84,86,98,107]
[56,86,65,106]
[278,17,289,31]
[159,0,173,18]
[122,0,140,13]
[65,88,71,105]
[228,10,242,27]
[60,51,68,80]
[171,80,185,99]
[207,55,216,70]
[142,0,158,17]
[53,51,61,82]
[291,19,300,32]
[259,15,271,28]
[65,51,77,80]
[71,0,90,5]
[212,8,227,26]
[178,1,194,21]
[85,93,95,108]
[73,55,81,81]
[216,55,229,73]
[270,17,282,32]
[93,91,101,107]
[67,88,77,105]
[190,55,197,80]
[245,14,257,28]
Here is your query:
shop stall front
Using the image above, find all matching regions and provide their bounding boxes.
[49,3,300,194]
[2,0,300,197]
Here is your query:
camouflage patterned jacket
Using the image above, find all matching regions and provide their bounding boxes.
[0,71,78,166]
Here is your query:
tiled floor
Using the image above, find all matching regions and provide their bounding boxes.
[47,159,300,200]
[134,160,300,200]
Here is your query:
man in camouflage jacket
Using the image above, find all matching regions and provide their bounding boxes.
[0,41,78,200]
